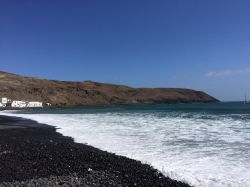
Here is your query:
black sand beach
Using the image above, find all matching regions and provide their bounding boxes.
[0,115,191,187]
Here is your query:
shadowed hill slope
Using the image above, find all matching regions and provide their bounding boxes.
[0,71,218,106]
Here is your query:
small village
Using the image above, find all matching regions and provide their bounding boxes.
[0,97,50,108]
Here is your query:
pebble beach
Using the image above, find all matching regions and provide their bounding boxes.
[0,115,190,187]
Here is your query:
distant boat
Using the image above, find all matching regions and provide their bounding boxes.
[244,91,248,104]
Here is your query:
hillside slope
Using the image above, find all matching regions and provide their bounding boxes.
[0,71,218,106]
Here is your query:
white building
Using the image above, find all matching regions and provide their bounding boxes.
[11,101,27,108]
[27,102,43,108]
[0,97,8,107]
[1,98,7,104]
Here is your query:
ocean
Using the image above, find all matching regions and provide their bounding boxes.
[1,102,250,187]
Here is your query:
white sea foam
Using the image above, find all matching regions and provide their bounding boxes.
[1,110,250,187]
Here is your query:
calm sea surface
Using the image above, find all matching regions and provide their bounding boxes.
[2,102,250,187]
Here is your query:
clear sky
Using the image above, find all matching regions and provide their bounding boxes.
[0,0,249,101]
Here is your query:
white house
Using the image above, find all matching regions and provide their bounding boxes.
[27,102,43,108]
[1,98,7,104]
[11,101,27,108]
[0,97,9,107]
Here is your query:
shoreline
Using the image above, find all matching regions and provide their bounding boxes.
[0,115,191,187]
[0,100,220,109]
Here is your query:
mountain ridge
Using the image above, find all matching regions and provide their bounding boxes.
[0,71,218,106]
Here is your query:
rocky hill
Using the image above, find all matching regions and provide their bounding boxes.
[0,71,218,106]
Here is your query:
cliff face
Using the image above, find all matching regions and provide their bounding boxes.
[0,71,218,106]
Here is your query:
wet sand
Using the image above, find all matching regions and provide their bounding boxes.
[0,115,191,187]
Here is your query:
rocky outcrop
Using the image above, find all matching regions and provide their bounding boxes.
[0,71,218,106]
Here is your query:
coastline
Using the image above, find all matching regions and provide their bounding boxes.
[0,115,191,187]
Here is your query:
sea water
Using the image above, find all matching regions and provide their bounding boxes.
[1,102,250,187]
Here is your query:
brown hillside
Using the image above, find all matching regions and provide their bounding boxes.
[0,71,218,106]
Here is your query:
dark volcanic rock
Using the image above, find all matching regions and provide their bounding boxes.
[0,115,191,187]
[0,71,218,106]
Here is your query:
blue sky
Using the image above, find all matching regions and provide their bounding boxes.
[0,0,249,101]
